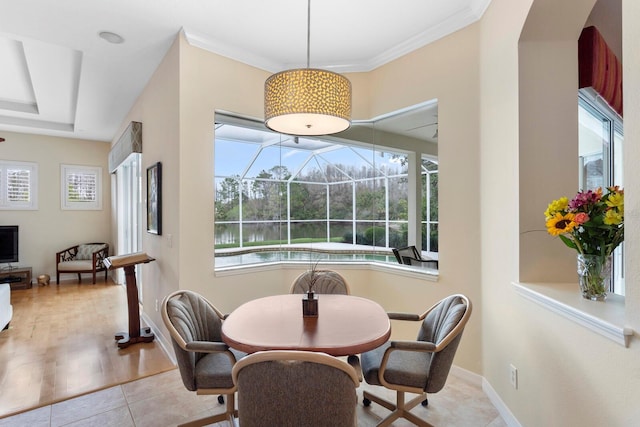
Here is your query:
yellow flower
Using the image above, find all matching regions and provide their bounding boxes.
[544,197,569,219]
[606,192,624,215]
[604,209,623,225]
[546,212,577,236]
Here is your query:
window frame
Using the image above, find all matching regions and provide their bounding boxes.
[578,89,624,295]
[60,164,103,210]
[0,160,38,210]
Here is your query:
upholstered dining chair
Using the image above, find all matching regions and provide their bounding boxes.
[161,290,245,427]
[361,294,472,427]
[232,350,360,427]
[289,269,350,295]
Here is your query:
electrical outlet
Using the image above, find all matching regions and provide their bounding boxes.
[510,364,518,389]
[155,299,159,312]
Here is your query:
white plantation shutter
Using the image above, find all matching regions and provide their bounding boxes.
[0,161,38,210]
[8,169,31,202]
[61,165,102,210]
[66,171,97,202]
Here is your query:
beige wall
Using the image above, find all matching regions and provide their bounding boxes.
[112,36,181,328]
[0,131,111,280]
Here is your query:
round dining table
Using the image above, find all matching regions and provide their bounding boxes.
[221,294,391,356]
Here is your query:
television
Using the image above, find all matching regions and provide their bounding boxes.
[0,226,19,264]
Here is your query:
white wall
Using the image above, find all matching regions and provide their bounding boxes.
[0,131,111,281]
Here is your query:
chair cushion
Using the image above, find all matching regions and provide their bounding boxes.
[76,244,106,260]
[57,260,95,271]
[361,342,431,389]
[194,352,236,389]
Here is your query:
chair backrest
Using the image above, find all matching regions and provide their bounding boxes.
[290,270,350,295]
[161,290,225,391]
[417,294,471,393]
[232,351,359,427]
[392,246,421,264]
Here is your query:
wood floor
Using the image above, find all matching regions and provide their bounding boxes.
[0,279,175,418]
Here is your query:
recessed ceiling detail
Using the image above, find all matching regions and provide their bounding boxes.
[0,35,81,134]
[0,38,38,114]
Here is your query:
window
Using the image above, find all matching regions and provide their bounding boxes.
[61,164,102,210]
[214,113,438,269]
[578,89,624,294]
[0,160,38,210]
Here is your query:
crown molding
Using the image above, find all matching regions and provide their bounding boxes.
[182,0,491,74]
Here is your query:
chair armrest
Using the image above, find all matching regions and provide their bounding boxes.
[387,312,420,321]
[389,340,437,352]
[91,244,109,268]
[185,341,230,353]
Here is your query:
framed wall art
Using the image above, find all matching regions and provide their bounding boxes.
[146,162,162,235]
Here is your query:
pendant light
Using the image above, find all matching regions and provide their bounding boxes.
[264,0,351,136]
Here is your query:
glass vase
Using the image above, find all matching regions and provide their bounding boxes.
[576,254,611,301]
[302,291,318,317]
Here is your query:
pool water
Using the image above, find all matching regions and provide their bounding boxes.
[215,250,397,268]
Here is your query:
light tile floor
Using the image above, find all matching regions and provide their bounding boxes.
[0,368,507,427]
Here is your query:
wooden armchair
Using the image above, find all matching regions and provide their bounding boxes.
[56,243,109,284]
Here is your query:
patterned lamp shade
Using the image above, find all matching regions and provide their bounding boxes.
[264,68,351,136]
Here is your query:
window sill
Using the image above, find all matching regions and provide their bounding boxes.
[513,282,633,347]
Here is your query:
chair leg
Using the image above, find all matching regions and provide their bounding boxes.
[363,389,432,427]
[178,393,235,427]
[92,271,96,284]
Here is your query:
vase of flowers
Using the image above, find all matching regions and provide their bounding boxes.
[545,186,624,301]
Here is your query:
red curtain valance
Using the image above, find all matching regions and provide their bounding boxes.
[578,26,623,116]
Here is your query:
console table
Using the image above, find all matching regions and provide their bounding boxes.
[104,253,155,348]
[0,267,32,290]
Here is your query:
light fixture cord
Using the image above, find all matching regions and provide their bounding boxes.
[306,0,311,68]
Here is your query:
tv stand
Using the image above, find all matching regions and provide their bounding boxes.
[0,267,32,289]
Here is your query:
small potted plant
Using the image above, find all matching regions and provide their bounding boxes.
[302,259,320,317]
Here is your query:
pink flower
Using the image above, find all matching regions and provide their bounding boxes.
[574,212,590,224]
[569,189,601,210]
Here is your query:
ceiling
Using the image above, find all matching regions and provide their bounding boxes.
[0,0,490,143]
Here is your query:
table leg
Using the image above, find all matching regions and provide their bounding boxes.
[114,265,155,348]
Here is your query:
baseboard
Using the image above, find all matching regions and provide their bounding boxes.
[451,365,521,427]
[140,308,176,366]
[450,364,483,387]
[481,377,522,427]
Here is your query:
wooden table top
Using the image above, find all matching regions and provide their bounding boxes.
[221,294,391,356]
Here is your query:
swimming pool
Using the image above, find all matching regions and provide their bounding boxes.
[214,249,397,268]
